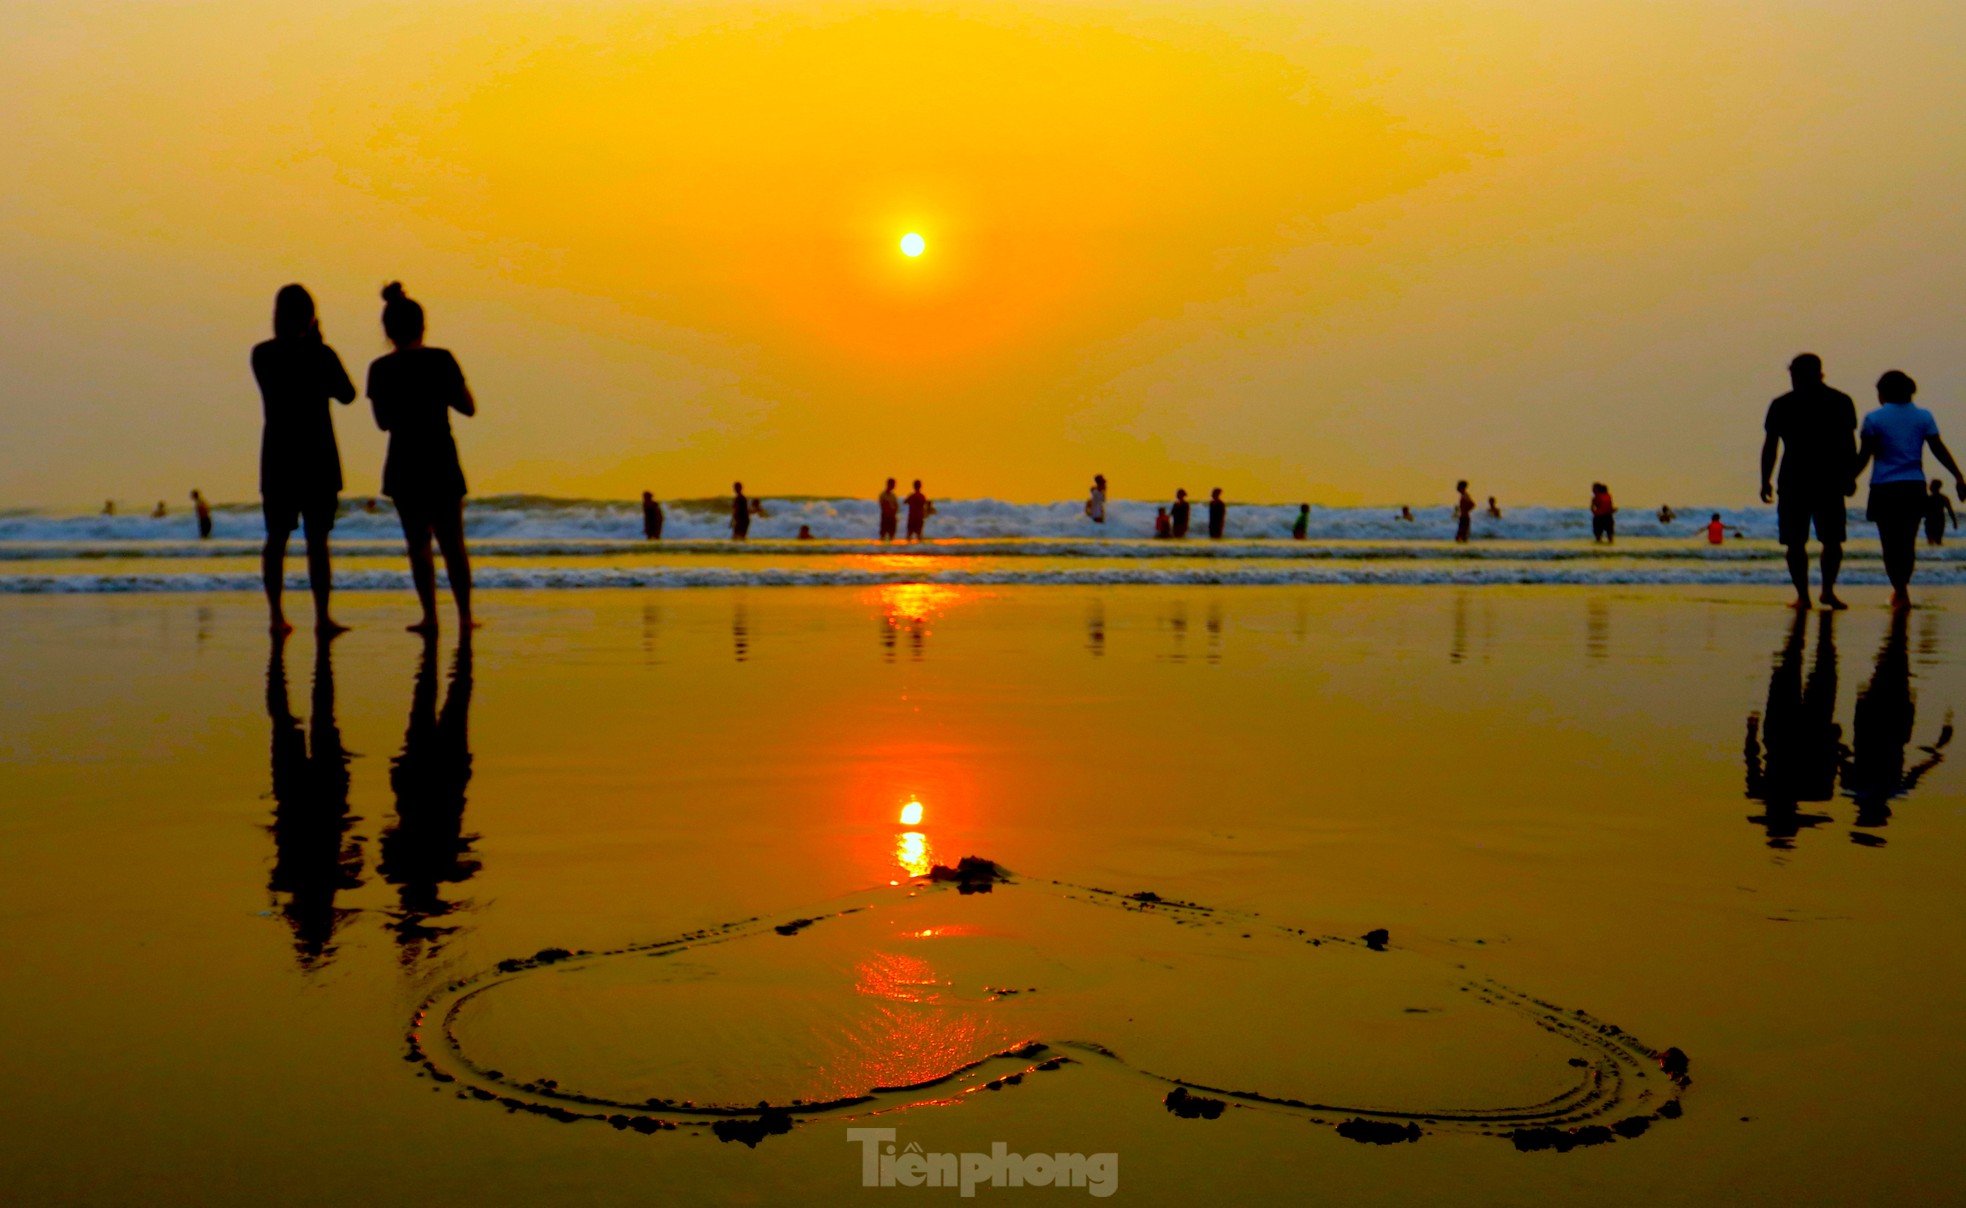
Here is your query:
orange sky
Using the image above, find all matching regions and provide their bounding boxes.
[3,1,1964,507]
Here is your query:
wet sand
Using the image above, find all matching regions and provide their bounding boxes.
[1,586,1961,1204]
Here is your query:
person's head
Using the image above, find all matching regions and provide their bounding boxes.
[1095,474,1106,486]
[272,283,318,341]
[913,479,922,490]
[1210,487,1222,500]
[380,281,424,347]
[733,481,743,493]
[1456,480,1468,493]
[190,489,202,500]
[1789,352,1823,388]
[1487,496,1496,504]
[798,524,812,537]
[1877,369,1916,403]
[1176,488,1187,500]
[642,490,653,502]
[1156,506,1167,516]
[1298,503,1309,513]
[1933,479,1945,493]
[1710,512,1721,522]
[885,477,896,490]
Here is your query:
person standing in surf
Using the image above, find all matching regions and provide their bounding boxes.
[1454,481,1476,543]
[1760,353,1857,610]
[905,480,933,542]
[1849,370,1966,610]
[1207,488,1227,539]
[191,489,213,540]
[252,283,357,635]
[878,478,900,542]
[1590,482,1617,544]
[1924,479,1956,547]
[1085,475,1107,525]
[641,491,663,540]
[730,482,752,540]
[1170,489,1192,538]
[367,282,477,635]
[1292,504,1310,540]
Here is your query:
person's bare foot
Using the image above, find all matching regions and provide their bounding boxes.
[459,614,483,630]
[407,617,439,635]
[317,617,350,636]
[1890,591,1913,612]
[1819,592,1849,611]
[1787,595,1812,610]
[270,616,294,636]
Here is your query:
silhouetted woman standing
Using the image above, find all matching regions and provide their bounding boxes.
[367,283,477,633]
[253,284,356,634]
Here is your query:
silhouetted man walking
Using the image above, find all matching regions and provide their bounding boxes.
[1761,353,1856,610]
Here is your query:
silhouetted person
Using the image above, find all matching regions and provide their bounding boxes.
[642,491,664,540]
[878,478,899,541]
[190,489,213,539]
[1743,610,1842,848]
[1170,489,1191,538]
[1486,496,1502,519]
[151,500,168,519]
[1207,488,1227,539]
[254,284,357,635]
[1454,481,1475,543]
[368,283,476,634]
[1658,505,1677,525]
[1398,506,1415,523]
[905,480,931,541]
[1761,353,1857,610]
[1844,609,1951,835]
[797,523,814,540]
[1292,504,1309,540]
[1154,507,1172,539]
[1085,474,1107,525]
[1925,480,1956,547]
[1590,482,1616,544]
[265,634,361,970]
[1707,513,1726,545]
[1850,370,1966,610]
[101,499,115,516]
[731,481,752,540]
[378,637,478,962]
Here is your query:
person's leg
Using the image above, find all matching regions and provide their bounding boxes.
[263,520,292,634]
[431,499,475,629]
[1777,496,1812,607]
[399,503,439,633]
[1783,544,1812,607]
[301,506,345,634]
[1817,496,1847,609]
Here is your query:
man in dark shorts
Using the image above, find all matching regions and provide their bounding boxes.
[731,482,751,540]
[1760,353,1857,610]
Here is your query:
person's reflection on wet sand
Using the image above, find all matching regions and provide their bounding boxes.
[1844,609,1952,841]
[1086,600,1105,657]
[378,637,478,963]
[1744,611,1841,849]
[265,635,362,970]
[733,602,751,663]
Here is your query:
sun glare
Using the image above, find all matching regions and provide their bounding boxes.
[900,232,926,257]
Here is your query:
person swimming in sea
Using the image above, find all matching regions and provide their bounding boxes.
[1925,479,1956,547]
[191,489,213,540]
[367,281,479,634]
[878,478,899,542]
[796,524,814,541]
[152,500,168,519]
[641,491,663,540]
[905,480,933,542]
[1486,496,1502,519]
[1398,505,1415,522]
[1292,504,1309,540]
[1658,504,1677,525]
[253,282,357,634]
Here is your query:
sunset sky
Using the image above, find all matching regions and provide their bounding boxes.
[4,0,1963,508]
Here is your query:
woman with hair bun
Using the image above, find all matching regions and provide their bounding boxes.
[1851,369,1966,610]
[252,283,356,635]
[367,282,478,634]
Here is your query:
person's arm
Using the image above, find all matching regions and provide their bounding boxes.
[1929,434,1966,500]
[367,362,392,431]
[1759,431,1779,503]
[448,353,476,418]
[1848,431,1875,494]
[325,348,356,405]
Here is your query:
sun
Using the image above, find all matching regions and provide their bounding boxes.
[899,232,926,257]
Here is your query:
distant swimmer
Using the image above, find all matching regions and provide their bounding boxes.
[367,282,478,634]
[797,524,814,541]
[731,482,752,540]
[1155,507,1172,539]
[1170,489,1191,538]
[1708,513,1727,545]
[1292,504,1310,540]
[1207,488,1227,539]
[1454,481,1475,543]
[1590,482,1617,544]
[641,491,664,540]
[905,479,933,542]
[1849,369,1966,610]
[152,500,168,519]
[1486,496,1502,519]
[253,282,356,635]
[363,497,379,514]
[878,478,899,542]
[1926,480,1957,547]
[1761,352,1857,610]
[102,499,115,516]
[191,489,213,539]
[1658,504,1677,525]
[1085,474,1108,525]
[1398,506,1415,523]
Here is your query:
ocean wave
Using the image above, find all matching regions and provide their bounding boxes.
[5,563,1962,594]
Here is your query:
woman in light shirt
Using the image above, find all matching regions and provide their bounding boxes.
[1851,370,1966,610]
